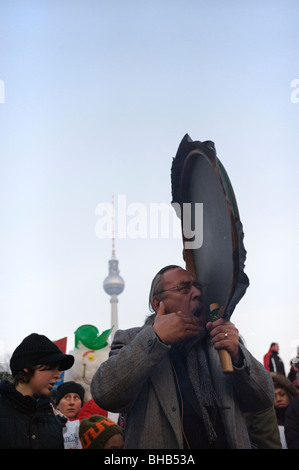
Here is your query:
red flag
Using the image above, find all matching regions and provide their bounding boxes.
[54,337,67,354]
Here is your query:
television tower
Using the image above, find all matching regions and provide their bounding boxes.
[103,197,125,341]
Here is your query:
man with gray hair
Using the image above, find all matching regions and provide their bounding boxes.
[91,265,277,449]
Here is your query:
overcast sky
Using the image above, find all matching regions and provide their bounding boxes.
[1,0,299,371]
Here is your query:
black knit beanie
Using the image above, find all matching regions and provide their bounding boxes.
[55,381,85,406]
[10,333,74,377]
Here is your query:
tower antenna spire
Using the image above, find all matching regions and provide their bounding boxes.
[112,195,116,259]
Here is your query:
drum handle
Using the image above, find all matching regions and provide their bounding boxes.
[210,303,234,374]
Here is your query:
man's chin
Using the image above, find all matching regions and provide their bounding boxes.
[176,328,207,353]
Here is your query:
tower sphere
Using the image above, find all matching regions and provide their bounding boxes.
[103,258,125,296]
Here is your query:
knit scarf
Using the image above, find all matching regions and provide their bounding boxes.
[173,333,218,446]
[145,314,219,445]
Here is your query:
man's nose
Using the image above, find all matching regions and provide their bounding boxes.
[53,369,60,380]
[191,284,202,297]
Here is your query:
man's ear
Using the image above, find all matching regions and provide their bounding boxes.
[151,297,160,313]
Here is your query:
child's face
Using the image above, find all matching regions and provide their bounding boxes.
[274,387,290,408]
[28,365,61,397]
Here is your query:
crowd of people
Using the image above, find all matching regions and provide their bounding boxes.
[0,264,298,449]
[0,333,124,449]
[263,342,299,448]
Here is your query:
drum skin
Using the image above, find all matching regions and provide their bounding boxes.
[171,134,249,319]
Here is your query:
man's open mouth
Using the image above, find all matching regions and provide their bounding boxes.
[193,307,202,317]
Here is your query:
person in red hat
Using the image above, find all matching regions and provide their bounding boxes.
[0,333,74,448]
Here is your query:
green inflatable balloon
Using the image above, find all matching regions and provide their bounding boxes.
[74,324,113,350]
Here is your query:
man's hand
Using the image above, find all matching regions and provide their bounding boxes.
[206,318,241,365]
[153,301,202,344]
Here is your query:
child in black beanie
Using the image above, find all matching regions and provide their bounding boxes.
[0,333,74,448]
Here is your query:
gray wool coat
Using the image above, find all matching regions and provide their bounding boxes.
[91,325,275,449]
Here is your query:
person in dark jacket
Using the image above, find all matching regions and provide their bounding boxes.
[269,343,285,375]
[263,343,276,371]
[284,396,299,448]
[271,373,299,448]
[0,333,74,449]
